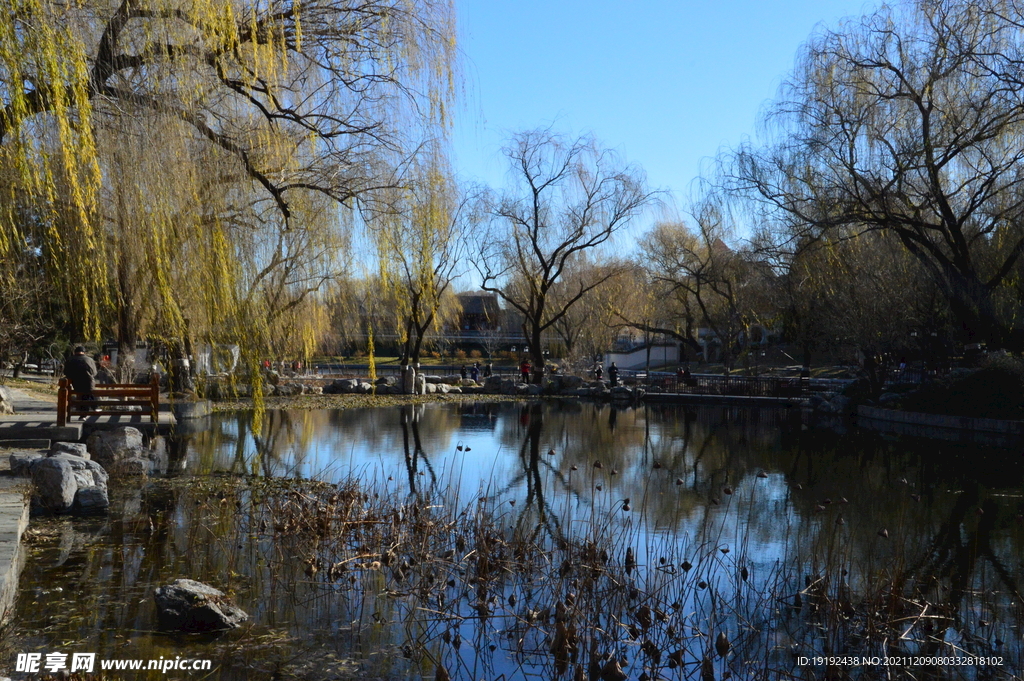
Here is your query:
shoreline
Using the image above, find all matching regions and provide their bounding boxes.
[210,392,530,412]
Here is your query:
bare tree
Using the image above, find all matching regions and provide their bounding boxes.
[607,262,703,363]
[640,202,765,372]
[728,0,1024,350]
[373,158,485,392]
[476,130,656,384]
[547,255,620,366]
[0,0,457,363]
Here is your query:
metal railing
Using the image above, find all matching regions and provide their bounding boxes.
[619,371,849,398]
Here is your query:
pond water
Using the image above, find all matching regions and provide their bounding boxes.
[8,401,1024,680]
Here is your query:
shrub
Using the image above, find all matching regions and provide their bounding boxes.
[900,355,1024,419]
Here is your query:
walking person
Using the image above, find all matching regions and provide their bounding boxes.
[471,362,480,382]
[608,362,619,387]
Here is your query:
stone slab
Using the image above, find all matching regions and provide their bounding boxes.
[0,422,82,441]
[0,412,176,439]
[0,475,29,624]
[0,439,49,449]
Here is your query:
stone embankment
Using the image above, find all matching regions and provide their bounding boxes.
[208,372,647,401]
[802,382,1024,447]
[0,413,169,625]
[0,456,28,626]
[322,374,646,400]
[855,405,1024,447]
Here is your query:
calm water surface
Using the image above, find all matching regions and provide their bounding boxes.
[9,401,1024,679]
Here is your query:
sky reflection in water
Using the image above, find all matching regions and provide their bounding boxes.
[11,401,1024,679]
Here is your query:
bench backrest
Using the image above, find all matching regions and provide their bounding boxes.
[57,374,160,426]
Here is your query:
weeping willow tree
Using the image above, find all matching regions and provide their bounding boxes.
[0,0,458,392]
[371,150,484,393]
[728,0,1024,350]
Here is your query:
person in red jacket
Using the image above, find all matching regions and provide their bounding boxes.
[520,359,531,384]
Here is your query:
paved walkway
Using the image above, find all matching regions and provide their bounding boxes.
[0,385,175,443]
[4,385,56,412]
[0,386,40,624]
[0,455,29,624]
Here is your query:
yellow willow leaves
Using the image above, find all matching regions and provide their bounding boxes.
[0,0,104,331]
[0,0,457,436]
[373,155,465,355]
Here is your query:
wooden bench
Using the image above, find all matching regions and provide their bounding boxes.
[57,374,160,426]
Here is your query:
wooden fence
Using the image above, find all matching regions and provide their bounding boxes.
[57,374,160,426]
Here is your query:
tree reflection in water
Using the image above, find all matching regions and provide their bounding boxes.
[400,404,438,497]
[11,402,1024,680]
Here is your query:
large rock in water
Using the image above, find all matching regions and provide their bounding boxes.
[49,453,109,491]
[31,458,77,513]
[154,579,249,632]
[73,486,109,513]
[30,453,110,514]
[171,399,212,420]
[117,457,151,477]
[87,427,145,465]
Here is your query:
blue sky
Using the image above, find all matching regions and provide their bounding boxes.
[452,0,871,217]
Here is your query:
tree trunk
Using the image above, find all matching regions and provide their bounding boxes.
[167,339,194,393]
[115,227,140,383]
[529,325,545,385]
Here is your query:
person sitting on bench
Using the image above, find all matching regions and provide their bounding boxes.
[64,346,97,417]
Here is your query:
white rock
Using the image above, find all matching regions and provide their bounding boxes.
[0,386,14,415]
